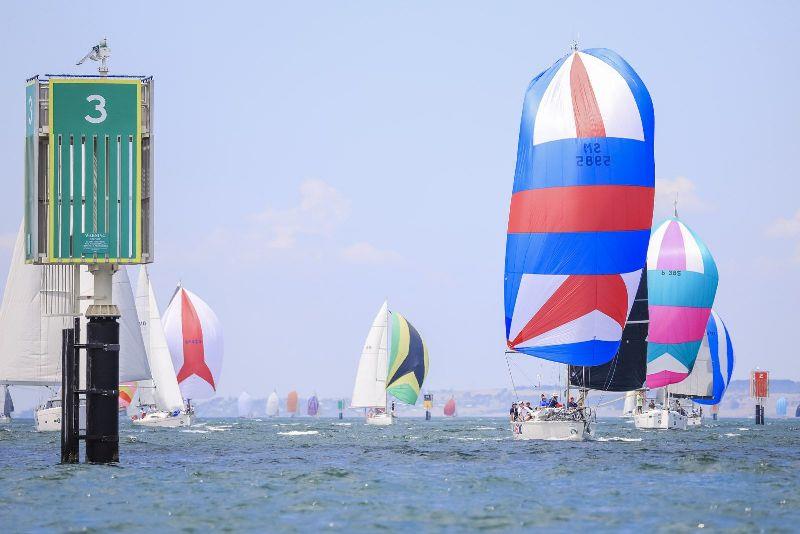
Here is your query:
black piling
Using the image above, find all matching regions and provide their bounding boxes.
[755,403,765,425]
[60,319,79,464]
[84,313,120,464]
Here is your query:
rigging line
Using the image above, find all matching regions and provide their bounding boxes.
[506,354,539,392]
[504,352,519,402]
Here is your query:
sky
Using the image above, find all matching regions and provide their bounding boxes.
[1,2,798,409]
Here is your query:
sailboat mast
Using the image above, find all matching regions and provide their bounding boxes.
[384,299,389,412]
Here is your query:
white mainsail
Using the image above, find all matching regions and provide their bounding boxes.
[669,335,713,398]
[0,224,72,385]
[266,391,279,417]
[135,267,184,412]
[78,267,150,383]
[350,301,389,409]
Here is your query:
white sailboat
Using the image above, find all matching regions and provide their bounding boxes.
[350,301,392,426]
[131,266,193,428]
[663,326,714,428]
[266,391,280,417]
[0,385,13,424]
[237,392,254,418]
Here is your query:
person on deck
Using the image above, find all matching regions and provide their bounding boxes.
[510,402,518,421]
[648,399,656,410]
[548,394,561,408]
[567,396,578,409]
[539,394,549,407]
[636,393,644,414]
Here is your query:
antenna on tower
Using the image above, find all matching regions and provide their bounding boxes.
[76,38,111,76]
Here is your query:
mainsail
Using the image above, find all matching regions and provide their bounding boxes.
[569,270,648,391]
[0,224,74,385]
[386,312,429,405]
[695,311,734,406]
[286,390,298,414]
[163,285,224,400]
[307,395,319,416]
[350,301,389,409]
[266,391,279,417]
[504,48,655,366]
[645,218,718,388]
[135,267,184,411]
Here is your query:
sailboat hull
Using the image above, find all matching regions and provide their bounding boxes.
[131,410,194,428]
[0,415,11,425]
[634,409,687,430]
[365,412,393,426]
[511,418,592,441]
[35,403,86,432]
[686,413,702,427]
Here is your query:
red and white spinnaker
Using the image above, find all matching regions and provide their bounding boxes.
[162,286,223,400]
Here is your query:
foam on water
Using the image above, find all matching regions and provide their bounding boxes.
[277,430,319,436]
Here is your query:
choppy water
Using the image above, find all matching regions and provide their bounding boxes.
[1,417,798,532]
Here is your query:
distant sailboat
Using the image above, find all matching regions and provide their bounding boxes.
[307,394,319,417]
[0,385,13,424]
[795,404,800,418]
[163,284,223,408]
[132,267,193,428]
[351,301,429,426]
[237,392,254,418]
[287,390,298,417]
[504,48,655,440]
[266,391,279,417]
[443,397,456,417]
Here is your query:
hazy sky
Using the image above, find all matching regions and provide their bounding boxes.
[1,2,798,409]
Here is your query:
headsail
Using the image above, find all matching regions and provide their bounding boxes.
[504,49,655,366]
[569,269,648,391]
[386,312,428,405]
[307,395,319,416]
[163,285,224,400]
[695,311,734,405]
[350,301,389,409]
[645,218,718,388]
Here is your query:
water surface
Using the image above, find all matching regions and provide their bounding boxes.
[1,417,798,532]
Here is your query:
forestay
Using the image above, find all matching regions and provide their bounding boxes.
[504,48,655,366]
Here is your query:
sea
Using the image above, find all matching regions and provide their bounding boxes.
[1,417,798,532]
